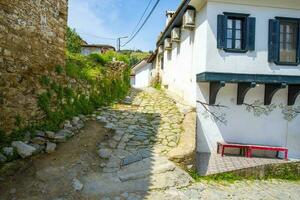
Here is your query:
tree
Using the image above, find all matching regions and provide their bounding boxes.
[66,27,84,53]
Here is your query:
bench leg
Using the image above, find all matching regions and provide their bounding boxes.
[221,146,225,157]
[284,150,288,160]
[248,148,252,158]
[217,144,220,154]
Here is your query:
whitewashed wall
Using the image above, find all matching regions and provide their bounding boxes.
[132,63,152,88]
[160,5,209,106]
[194,1,300,159]
[196,83,300,158]
[159,0,300,158]
[204,1,300,75]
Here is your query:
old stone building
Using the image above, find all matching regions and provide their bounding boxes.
[0,0,68,132]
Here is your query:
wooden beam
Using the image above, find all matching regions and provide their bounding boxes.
[288,85,300,106]
[209,81,226,105]
[197,72,300,85]
[237,82,256,105]
[264,83,287,105]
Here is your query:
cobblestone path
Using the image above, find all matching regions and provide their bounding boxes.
[1,88,299,200]
[83,88,193,198]
[146,180,300,200]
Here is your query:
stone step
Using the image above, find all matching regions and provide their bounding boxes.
[118,162,175,182]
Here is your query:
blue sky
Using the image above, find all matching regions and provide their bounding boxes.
[68,0,181,51]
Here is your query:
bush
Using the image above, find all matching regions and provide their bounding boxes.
[0,51,132,151]
[67,27,83,53]
[88,53,109,66]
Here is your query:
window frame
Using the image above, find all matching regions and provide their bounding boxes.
[223,12,250,53]
[274,17,300,66]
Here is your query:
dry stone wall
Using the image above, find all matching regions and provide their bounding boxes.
[0,0,68,132]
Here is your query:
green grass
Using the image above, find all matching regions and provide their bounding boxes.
[189,167,300,183]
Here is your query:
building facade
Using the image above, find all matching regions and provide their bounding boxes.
[155,0,300,159]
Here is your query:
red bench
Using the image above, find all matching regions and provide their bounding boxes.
[247,145,288,160]
[217,141,288,160]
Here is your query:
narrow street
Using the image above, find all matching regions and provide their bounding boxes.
[1,88,300,200]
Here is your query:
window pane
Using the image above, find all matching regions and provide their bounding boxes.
[279,21,297,63]
[227,39,232,48]
[227,19,232,28]
[236,30,241,39]
[235,40,241,49]
[227,29,232,38]
[236,20,241,29]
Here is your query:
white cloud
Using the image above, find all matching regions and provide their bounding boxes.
[68,0,120,45]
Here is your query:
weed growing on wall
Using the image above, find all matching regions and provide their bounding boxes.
[0,51,131,149]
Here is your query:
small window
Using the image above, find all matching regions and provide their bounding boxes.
[269,18,300,65]
[279,21,298,63]
[226,18,244,50]
[217,13,256,53]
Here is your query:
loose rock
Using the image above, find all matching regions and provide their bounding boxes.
[11,141,36,158]
[45,131,55,139]
[31,137,47,145]
[98,148,112,159]
[0,153,7,163]
[72,178,83,191]
[3,147,14,157]
[46,142,56,153]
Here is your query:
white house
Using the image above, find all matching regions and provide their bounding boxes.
[154,0,300,159]
[130,58,155,88]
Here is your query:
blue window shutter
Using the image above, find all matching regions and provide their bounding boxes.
[217,15,227,49]
[268,19,280,62]
[246,17,256,51]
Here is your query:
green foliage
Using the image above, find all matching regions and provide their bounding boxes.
[151,74,162,90]
[0,129,8,147]
[14,115,23,127]
[37,91,52,113]
[189,167,300,183]
[35,51,131,134]
[67,27,83,53]
[39,75,51,86]
[0,50,132,155]
[89,53,109,66]
[55,65,64,75]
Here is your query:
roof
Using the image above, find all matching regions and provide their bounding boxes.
[156,0,192,47]
[131,59,151,75]
[81,44,116,50]
[147,51,157,63]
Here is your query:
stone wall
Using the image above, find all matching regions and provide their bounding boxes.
[0,0,68,132]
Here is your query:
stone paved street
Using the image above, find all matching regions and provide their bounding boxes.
[83,88,194,197]
[1,88,299,200]
[145,180,300,200]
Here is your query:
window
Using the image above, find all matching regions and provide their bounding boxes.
[217,13,256,53]
[280,21,298,63]
[226,18,243,49]
[269,18,300,65]
[160,56,164,70]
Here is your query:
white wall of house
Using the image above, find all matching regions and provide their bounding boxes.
[132,63,152,88]
[158,0,300,158]
[196,83,300,159]
[81,47,101,56]
[194,1,300,159]
[204,1,300,75]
